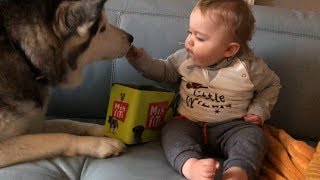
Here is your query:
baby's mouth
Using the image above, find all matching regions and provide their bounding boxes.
[186,48,193,56]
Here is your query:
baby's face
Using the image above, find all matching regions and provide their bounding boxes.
[185,7,232,67]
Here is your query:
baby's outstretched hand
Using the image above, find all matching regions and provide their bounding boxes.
[126,45,144,61]
[243,114,262,125]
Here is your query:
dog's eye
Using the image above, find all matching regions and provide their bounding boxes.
[99,25,106,33]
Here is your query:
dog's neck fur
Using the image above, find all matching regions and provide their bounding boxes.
[13,43,49,85]
[0,27,49,85]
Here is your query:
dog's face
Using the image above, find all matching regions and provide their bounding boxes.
[54,0,133,87]
[2,0,133,88]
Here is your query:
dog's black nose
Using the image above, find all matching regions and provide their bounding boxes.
[128,34,134,43]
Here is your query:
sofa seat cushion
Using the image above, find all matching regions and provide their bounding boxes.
[0,156,86,180]
[0,142,188,180]
[81,142,184,180]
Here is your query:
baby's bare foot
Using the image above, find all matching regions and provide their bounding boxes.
[182,158,220,180]
[223,167,248,180]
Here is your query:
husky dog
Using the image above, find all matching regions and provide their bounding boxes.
[0,0,133,167]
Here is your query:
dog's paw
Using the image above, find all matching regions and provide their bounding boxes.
[71,136,126,158]
[93,138,126,158]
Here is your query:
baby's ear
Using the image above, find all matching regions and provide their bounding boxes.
[224,42,240,58]
[54,0,107,38]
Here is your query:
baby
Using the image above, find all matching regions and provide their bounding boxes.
[126,0,281,179]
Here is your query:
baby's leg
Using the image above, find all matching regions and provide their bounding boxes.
[220,121,267,180]
[162,119,219,179]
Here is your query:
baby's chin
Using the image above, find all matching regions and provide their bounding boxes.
[188,54,210,67]
[191,58,207,67]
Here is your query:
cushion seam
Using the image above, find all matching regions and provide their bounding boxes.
[106,9,190,20]
[107,9,320,40]
[256,27,320,40]
[79,157,89,180]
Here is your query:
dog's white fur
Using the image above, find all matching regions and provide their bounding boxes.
[0,10,131,167]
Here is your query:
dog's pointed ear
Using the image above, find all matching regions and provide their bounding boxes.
[54,0,107,38]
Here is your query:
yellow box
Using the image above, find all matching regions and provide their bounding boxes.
[104,83,175,144]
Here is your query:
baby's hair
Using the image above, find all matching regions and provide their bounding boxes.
[196,0,255,55]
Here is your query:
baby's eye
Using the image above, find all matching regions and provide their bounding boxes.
[187,30,192,34]
[196,37,205,42]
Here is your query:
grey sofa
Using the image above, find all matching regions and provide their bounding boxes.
[1,0,319,179]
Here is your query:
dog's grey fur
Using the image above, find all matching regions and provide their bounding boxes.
[0,0,133,167]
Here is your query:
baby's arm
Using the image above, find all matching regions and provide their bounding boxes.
[245,57,281,123]
[125,45,183,83]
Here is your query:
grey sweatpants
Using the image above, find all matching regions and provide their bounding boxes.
[161,118,267,180]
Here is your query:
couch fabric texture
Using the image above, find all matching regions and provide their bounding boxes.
[0,0,319,179]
